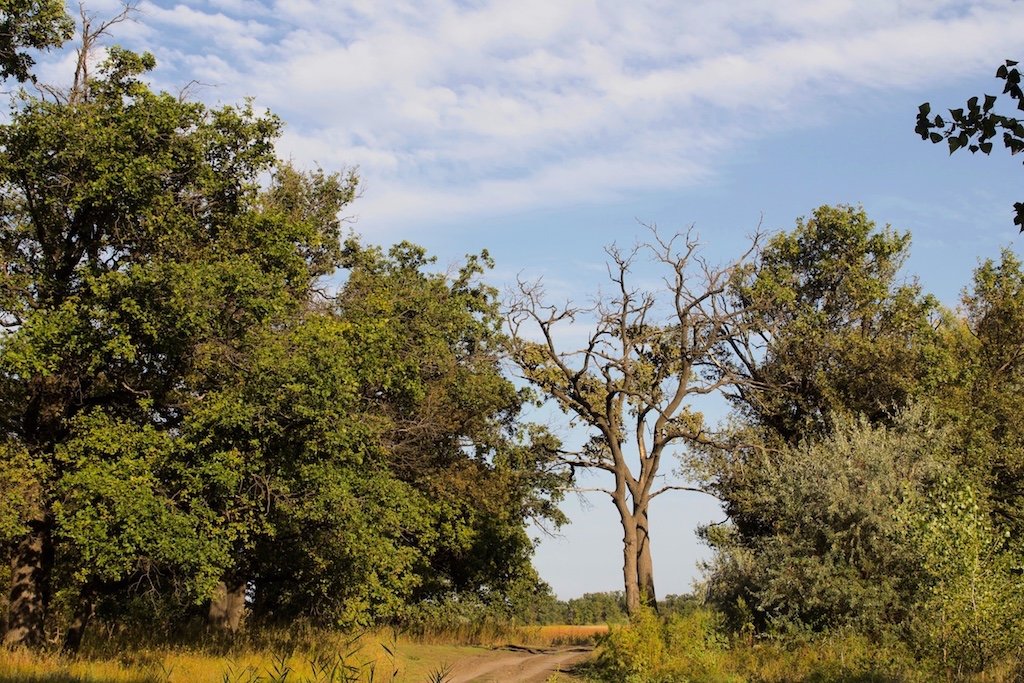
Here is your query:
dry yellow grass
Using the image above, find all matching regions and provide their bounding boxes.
[0,632,557,682]
[516,624,609,646]
[0,622,611,682]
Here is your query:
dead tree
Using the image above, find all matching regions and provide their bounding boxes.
[506,227,759,614]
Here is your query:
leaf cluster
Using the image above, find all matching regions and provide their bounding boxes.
[916,59,1024,230]
[0,0,73,83]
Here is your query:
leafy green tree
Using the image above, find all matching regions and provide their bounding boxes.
[564,592,628,624]
[699,206,948,634]
[0,0,73,83]
[337,244,565,606]
[184,241,566,629]
[0,46,356,648]
[725,204,942,446]
[903,477,1024,674]
[949,249,1024,535]
[916,59,1024,230]
[698,409,950,634]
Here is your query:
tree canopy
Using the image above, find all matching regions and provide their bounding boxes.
[724,204,941,446]
[0,37,562,648]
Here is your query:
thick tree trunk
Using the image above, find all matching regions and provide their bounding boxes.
[620,511,642,615]
[618,502,659,617]
[3,518,54,648]
[637,509,658,611]
[207,579,247,633]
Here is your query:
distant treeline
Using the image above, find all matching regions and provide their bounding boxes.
[522,591,700,625]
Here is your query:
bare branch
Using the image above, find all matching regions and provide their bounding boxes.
[504,221,763,611]
[570,486,616,498]
[651,484,717,500]
[30,2,141,103]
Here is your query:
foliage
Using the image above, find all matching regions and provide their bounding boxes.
[562,592,629,625]
[0,45,346,647]
[903,478,1024,676]
[727,204,942,446]
[0,441,42,540]
[702,206,1024,673]
[172,239,565,629]
[0,33,564,646]
[591,607,737,683]
[937,249,1024,537]
[0,0,73,83]
[702,205,958,637]
[698,409,950,635]
[892,249,1024,676]
[596,606,666,683]
[724,630,927,683]
[916,59,1024,230]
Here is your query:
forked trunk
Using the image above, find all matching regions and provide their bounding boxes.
[207,578,247,633]
[3,518,54,648]
[619,502,658,616]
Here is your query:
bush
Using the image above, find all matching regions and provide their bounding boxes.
[903,478,1024,676]
[596,606,666,682]
[593,606,738,683]
[698,408,949,635]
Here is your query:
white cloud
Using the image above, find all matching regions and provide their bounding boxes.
[31,0,1024,237]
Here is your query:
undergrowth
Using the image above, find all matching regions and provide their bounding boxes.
[583,606,1024,683]
[0,620,601,683]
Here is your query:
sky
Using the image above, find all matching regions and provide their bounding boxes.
[31,0,1024,599]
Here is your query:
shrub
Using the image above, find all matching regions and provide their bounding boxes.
[595,606,666,682]
[593,607,738,683]
[903,478,1024,676]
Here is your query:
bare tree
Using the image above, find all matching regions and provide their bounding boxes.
[506,227,759,614]
[35,2,138,103]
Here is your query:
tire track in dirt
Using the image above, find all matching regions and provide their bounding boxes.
[444,645,593,682]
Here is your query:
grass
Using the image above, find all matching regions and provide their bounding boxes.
[11,621,1020,683]
[0,624,603,683]
[520,625,609,647]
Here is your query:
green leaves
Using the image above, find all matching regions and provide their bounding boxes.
[903,477,1024,672]
[52,411,227,597]
[0,46,361,636]
[0,34,557,638]
[0,0,72,83]
[730,204,939,445]
[701,408,950,634]
[917,58,1024,230]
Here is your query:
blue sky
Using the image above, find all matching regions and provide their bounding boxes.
[34,0,1024,598]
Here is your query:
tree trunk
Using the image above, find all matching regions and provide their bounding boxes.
[637,508,658,611]
[207,578,247,633]
[3,518,53,648]
[61,587,95,654]
[619,511,642,615]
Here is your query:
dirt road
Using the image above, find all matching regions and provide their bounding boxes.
[444,645,594,682]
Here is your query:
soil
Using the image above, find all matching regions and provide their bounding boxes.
[443,645,594,682]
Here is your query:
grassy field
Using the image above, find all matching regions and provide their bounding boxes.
[7,618,1022,683]
[0,625,605,683]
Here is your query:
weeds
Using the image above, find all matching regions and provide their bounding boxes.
[423,663,452,683]
[220,659,261,683]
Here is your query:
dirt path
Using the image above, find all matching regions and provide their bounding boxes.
[444,645,594,682]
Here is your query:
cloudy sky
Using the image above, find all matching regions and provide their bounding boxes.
[34,0,1024,598]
